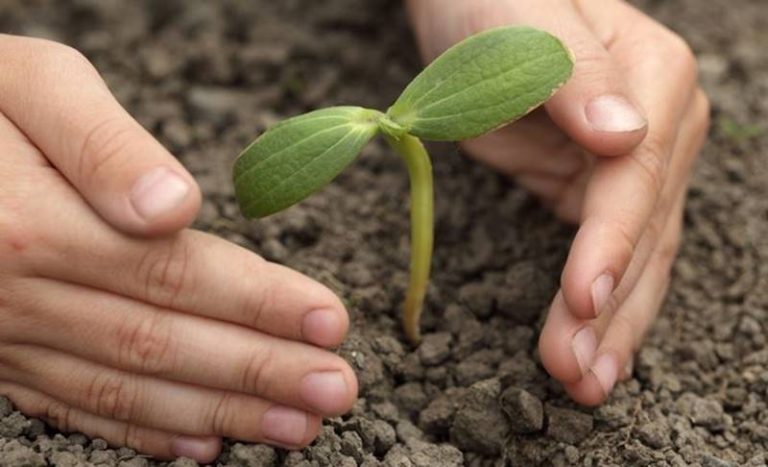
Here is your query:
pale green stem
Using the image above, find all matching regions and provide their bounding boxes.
[383,133,434,344]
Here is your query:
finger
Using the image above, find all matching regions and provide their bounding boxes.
[1,346,323,449]
[0,382,221,462]
[539,90,709,383]
[459,0,650,155]
[563,87,707,321]
[559,11,702,319]
[28,227,349,348]
[462,110,585,178]
[10,277,357,416]
[563,190,684,405]
[0,34,201,236]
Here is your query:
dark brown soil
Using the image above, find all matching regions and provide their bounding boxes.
[1,0,767,466]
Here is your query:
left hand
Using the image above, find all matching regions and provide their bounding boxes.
[408,0,710,404]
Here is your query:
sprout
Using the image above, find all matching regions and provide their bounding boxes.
[233,26,574,343]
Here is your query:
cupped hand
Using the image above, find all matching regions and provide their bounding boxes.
[409,0,710,404]
[0,35,357,462]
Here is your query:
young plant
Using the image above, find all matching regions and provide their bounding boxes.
[233,26,573,343]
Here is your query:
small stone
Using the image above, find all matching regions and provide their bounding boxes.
[90,449,118,465]
[394,383,428,413]
[418,332,452,366]
[24,419,46,438]
[383,444,413,467]
[458,282,494,318]
[635,418,672,449]
[396,420,424,443]
[419,393,458,434]
[454,360,495,387]
[91,439,110,450]
[50,451,82,467]
[701,455,734,467]
[0,440,45,467]
[229,443,278,466]
[407,439,463,467]
[0,397,12,417]
[340,431,364,464]
[678,393,727,431]
[116,447,136,459]
[564,445,579,464]
[372,420,397,455]
[371,401,400,423]
[450,379,509,455]
[118,458,149,467]
[361,454,382,467]
[0,411,31,438]
[500,387,544,433]
[545,405,594,445]
[169,458,199,467]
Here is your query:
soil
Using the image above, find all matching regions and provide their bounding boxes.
[1,0,767,466]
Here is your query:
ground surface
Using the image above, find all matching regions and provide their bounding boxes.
[0,0,767,466]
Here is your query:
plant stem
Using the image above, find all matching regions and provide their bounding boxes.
[384,133,434,344]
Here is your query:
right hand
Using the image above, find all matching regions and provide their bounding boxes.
[0,34,357,463]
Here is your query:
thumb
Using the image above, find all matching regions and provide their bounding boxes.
[515,0,648,156]
[542,8,648,156]
[414,0,649,156]
[0,35,201,236]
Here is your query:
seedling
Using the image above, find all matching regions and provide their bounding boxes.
[233,26,573,343]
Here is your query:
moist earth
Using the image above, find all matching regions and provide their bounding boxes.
[1,0,767,466]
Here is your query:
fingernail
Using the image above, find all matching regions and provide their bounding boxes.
[171,436,220,462]
[571,327,598,375]
[302,309,343,346]
[300,371,349,414]
[591,274,614,317]
[262,406,308,446]
[590,353,619,396]
[130,167,190,221]
[586,95,647,132]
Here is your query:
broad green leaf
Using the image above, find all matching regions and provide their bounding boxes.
[234,106,380,218]
[387,26,573,141]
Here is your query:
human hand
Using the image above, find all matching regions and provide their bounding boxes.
[408,0,710,404]
[0,35,357,462]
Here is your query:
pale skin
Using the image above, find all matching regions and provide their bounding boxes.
[0,0,708,463]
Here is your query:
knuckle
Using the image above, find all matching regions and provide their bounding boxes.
[35,40,95,75]
[240,345,274,395]
[609,310,640,352]
[45,400,75,432]
[655,228,683,268]
[136,239,194,308]
[606,217,639,264]
[668,33,697,68]
[695,91,712,134]
[85,372,138,421]
[123,424,145,454]
[570,44,615,80]
[631,136,667,197]
[77,116,135,185]
[115,312,176,376]
[208,392,236,435]
[239,255,273,328]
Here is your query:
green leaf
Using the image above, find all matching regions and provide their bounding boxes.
[233,106,380,218]
[387,26,573,141]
